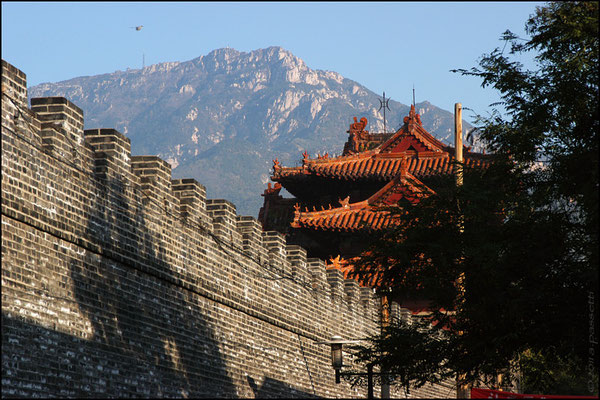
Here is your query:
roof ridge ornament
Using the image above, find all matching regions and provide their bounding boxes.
[263,182,282,196]
[404,104,422,127]
[272,158,281,171]
[348,117,369,153]
[302,150,309,166]
[338,195,350,209]
[349,116,368,133]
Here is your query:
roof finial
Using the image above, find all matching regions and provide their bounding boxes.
[413,84,415,107]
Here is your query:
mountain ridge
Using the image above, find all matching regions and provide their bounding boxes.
[29,46,473,216]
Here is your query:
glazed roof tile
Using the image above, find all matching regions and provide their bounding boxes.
[292,205,395,232]
[275,153,488,181]
[291,169,432,232]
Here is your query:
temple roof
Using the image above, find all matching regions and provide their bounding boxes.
[291,167,433,232]
[272,105,492,183]
[277,153,489,182]
[292,206,393,231]
[265,105,492,235]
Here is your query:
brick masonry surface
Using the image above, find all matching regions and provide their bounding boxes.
[1,59,455,398]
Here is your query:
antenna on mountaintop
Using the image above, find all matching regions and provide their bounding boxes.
[378,91,391,133]
[143,53,145,69]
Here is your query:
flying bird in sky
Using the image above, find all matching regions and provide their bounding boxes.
[130,25,143,31]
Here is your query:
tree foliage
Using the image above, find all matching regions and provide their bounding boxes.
[349,2,598,395]
[519,348,598,396]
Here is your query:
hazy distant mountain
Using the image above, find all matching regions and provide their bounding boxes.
[29,46,473,216]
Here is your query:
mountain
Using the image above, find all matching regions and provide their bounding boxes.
[29,46,473,217]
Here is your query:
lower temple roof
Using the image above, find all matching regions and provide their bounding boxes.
[291,167,432,232]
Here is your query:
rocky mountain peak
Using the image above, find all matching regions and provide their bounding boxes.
[28,46,471,216]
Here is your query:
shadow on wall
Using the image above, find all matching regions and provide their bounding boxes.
[246,375,320,399]
[69,172,237,397]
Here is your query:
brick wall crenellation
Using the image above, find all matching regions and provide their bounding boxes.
[1,60,386,398]
[1,59,455,398]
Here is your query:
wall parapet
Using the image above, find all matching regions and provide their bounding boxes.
[1,60,387,398]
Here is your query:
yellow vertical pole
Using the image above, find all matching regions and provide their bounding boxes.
[455,103,469,398]
[455,103,464,187]
[381,295,390,398]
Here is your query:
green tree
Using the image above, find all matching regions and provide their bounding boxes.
[349,2,598,395]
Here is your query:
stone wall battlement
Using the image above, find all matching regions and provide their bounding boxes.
[1,60,384,398]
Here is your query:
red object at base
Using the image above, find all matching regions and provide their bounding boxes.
[471,388,598,399]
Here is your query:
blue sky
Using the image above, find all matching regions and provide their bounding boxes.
[2,1,545,123]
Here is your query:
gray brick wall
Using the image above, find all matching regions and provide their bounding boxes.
[1,59,455,398]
